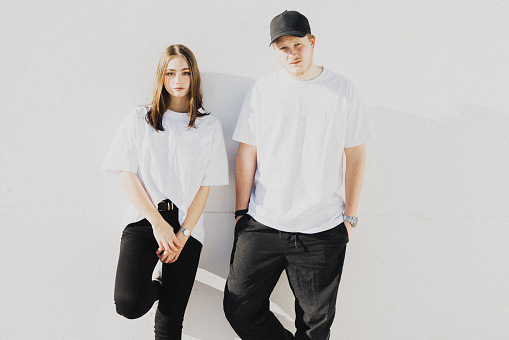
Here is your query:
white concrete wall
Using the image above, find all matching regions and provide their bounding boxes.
[1,1,508,339]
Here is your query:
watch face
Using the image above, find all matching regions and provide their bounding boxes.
[344,214,358,227]
[181,228,191,236]
[352,217,358,227]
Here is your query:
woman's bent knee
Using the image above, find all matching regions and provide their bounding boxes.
[115,296,149,319]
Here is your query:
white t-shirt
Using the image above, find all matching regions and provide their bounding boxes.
[233,68,375,234]
[102,106,229,244]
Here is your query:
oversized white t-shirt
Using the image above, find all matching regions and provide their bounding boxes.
[102,106,229,244]
[233,68,375,234]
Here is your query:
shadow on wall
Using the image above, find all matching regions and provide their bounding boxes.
[202,72,255,142]
[200,72,257,214]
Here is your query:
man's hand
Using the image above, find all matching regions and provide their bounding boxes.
[344,220,352,240]
[235,143,256,224]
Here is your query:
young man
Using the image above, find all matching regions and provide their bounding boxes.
[224,10,376,340]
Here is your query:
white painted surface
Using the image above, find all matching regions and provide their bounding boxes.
[1,1,508,339]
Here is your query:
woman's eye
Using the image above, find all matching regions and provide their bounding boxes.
[183,72,190,76]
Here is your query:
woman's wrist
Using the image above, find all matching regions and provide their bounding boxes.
[176,230,189,245]
[150,215,168,230]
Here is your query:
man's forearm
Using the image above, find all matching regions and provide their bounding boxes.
[235,143,257,211]
[344,144,366,217]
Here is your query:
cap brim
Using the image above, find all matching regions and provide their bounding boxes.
[270,30,307,45]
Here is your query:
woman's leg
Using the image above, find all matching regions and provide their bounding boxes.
[114,220,160,319]
[154,235,202,340]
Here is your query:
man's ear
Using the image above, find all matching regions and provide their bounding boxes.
[310,38,316,48]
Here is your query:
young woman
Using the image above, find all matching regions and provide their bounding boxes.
[102,44,228,339]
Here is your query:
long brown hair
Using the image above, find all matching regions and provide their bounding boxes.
[146,44,208,131]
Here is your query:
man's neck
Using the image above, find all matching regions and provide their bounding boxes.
[287,64,323,81]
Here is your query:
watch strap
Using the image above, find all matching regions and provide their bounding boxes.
[235,209,248,219]
[342,213,358,227]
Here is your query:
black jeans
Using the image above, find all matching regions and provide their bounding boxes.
[114,208,202,339]
[224,215,348,340]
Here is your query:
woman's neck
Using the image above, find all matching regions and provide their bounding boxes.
[167,96,190,113]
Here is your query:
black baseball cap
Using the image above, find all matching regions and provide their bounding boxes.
[269,10,311,45]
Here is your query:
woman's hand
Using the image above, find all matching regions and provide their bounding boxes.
[155,186,208,264]
[119,171,184,257]
[152,219,183,254]
[155,228,188,263]
[157,248,182,263]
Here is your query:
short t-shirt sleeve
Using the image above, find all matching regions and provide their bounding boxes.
[232,85,257,146]
[344,83,376,148]
[102,109,139,174]
[201,120,229,187]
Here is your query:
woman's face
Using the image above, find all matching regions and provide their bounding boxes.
[163,55,191,98]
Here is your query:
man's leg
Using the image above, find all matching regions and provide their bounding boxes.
[285,223,349,340]
[224,215,294,340]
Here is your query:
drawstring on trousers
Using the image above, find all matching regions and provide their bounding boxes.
[285,233,299,248]
[279,231,302,249]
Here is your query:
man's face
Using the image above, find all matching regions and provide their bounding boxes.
[273,35,315,78]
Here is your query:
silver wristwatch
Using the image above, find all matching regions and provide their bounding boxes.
[179,227,191,236]
[342,213,358,228]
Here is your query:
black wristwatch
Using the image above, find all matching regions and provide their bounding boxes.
[235,209,248,219]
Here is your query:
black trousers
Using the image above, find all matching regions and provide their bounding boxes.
[224,215,348,340]
[114,208,202,339]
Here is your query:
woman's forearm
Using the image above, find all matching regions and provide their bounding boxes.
[120,171,183,253]
[181,186,210,233]
[119,171,165,226]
